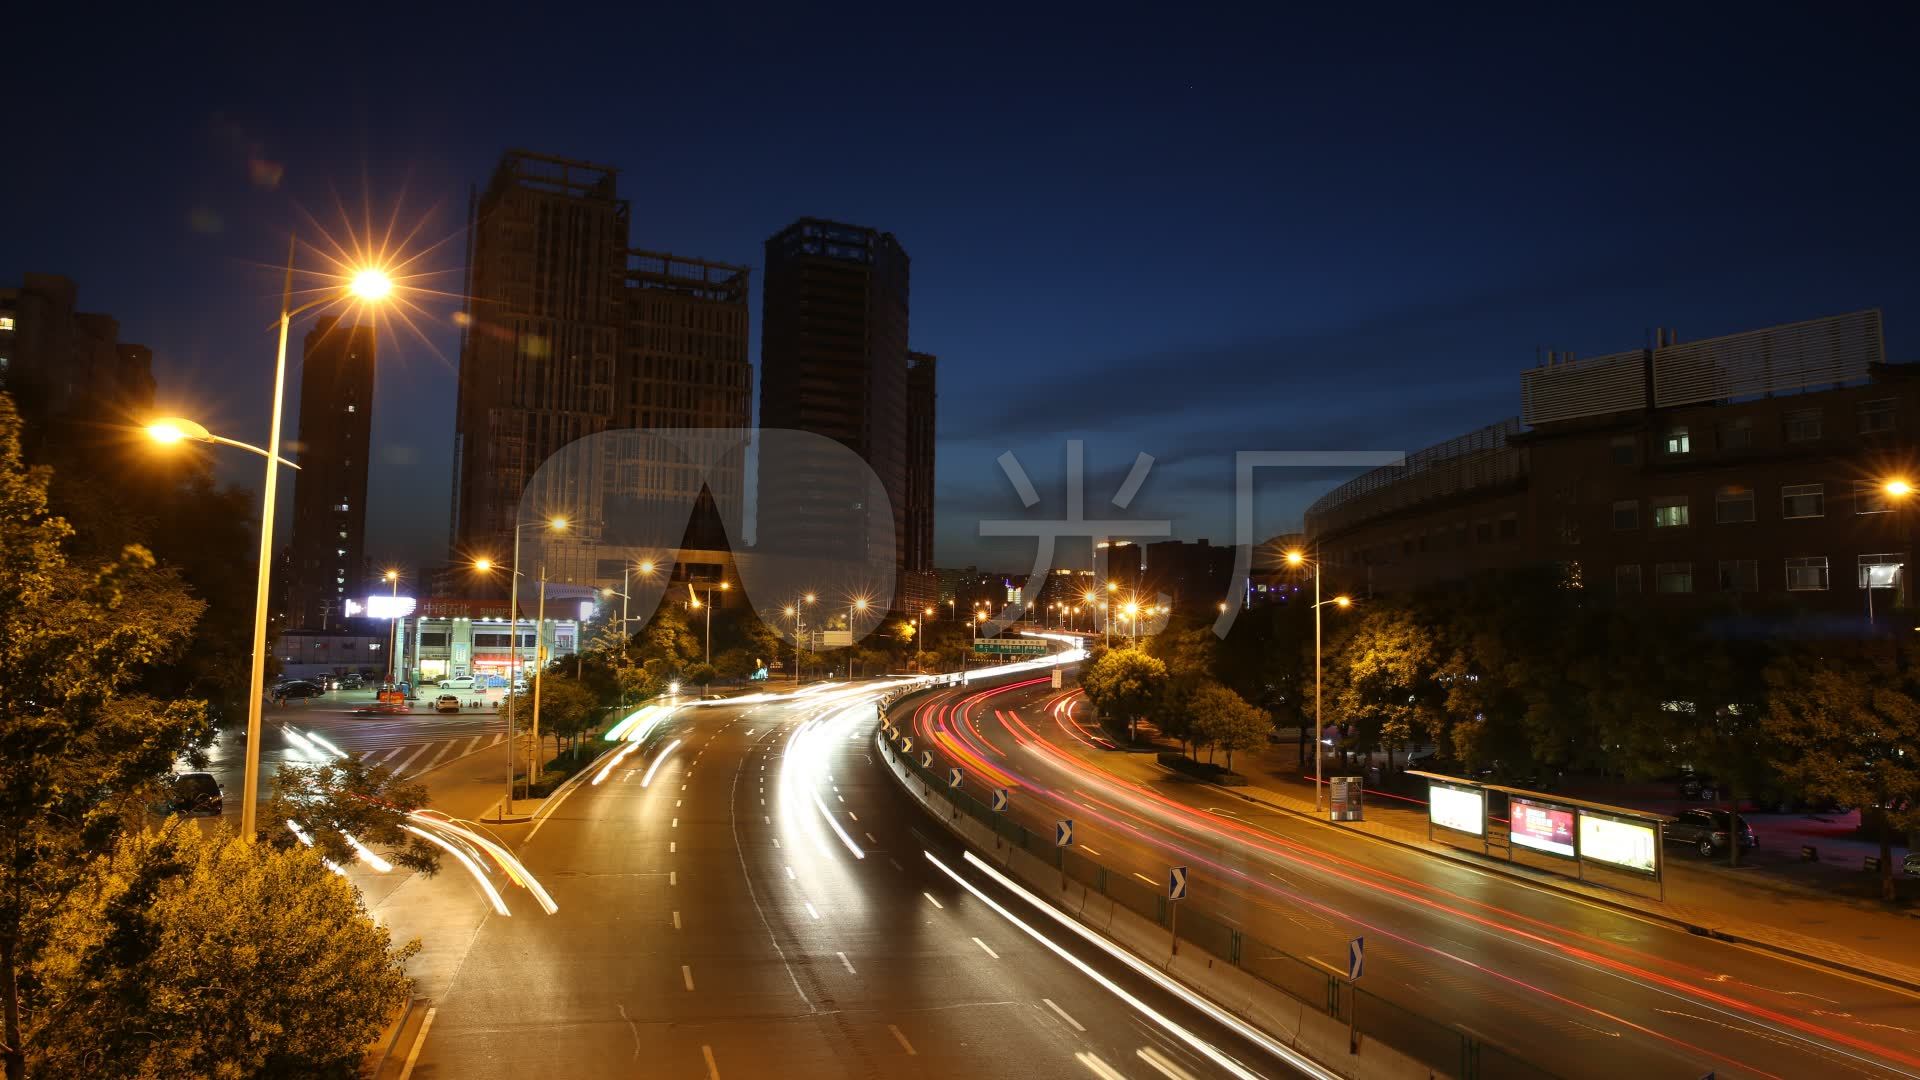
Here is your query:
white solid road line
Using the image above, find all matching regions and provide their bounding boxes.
[972,936,1000,960]
[670,871,678,886]
[1131,872,1156,887]
[837,951,856,974]
[390,743,432,776]
[1042,997,1086,1032]
[682,964,695,991]
[1138,1045,1200,1080]
[888,1024,917,1055]
[396,1005,436,1080]
[1076,1051,1127,1080]
[703,1044,721,1079]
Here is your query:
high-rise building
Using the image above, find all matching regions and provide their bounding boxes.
[899,351,939,612]
[286,316,376,629]
[451,150,752,582]
[0,274,155,438]
[452,151,627,563]
[759,218,911,579]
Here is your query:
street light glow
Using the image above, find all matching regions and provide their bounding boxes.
[1285,549,1305,566]
[349,268,394,301]
[473,558,494,573]
[1886,479,1912,498]
[548,516,569,531]
[638,560,655,575]
[384,569,399,582]
[145,416,213,445]
[1334,595,1352,608]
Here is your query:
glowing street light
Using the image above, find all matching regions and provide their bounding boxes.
[349,268,394,301]
[145,417,300,469]
[1886,479,1912,498]
[1287,549,1352,815]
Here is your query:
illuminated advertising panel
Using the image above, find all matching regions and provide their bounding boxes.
[1428,783,1485,837]
[1509,797,1577,858]
[1578,811,1657,876]
[366,595,418,620]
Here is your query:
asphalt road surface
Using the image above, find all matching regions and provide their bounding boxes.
[408,682,1321,1079]
[903,675,1920,1080]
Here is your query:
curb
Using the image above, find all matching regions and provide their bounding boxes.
[1212,781,1920,997]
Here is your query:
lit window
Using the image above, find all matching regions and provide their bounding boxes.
[1715,486,1755,524]
[1784,409,1822,443]
[1858,398,1896,434]
[1856,479,1894,515]
[0,316,14,331]
[1718,559,1758,592]
[1614,564,1642,594]
[1785,556,1829,591]
[1664,427,1690,455]
[1611,500,1638,530]
[1652,496,1689,528]
[1781,483,1825,519]
[1655,562,1693,593]
[346,404,357,413]
[1858,553,1904,588]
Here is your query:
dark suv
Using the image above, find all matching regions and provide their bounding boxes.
[1665,808,1756,858]
[167,772,223,816]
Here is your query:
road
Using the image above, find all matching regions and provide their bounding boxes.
[407,681,1322,1079]
[902,675,1920,1080]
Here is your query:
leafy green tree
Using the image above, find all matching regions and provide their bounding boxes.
[1189,682,1271,772]
[1328,605,1443,771]
[29,822,415,1078]
[263,757,438,875]
[685,662,718,695]
[713,648,756,683]
[1081,647,1168,743]
[0,394,213,1080]
[1765,637,1920,900]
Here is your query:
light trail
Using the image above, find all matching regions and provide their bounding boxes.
[403,824,510,916]
[641,739,682,787]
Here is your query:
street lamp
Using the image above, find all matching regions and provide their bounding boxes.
[382,569,402,684]
[475,515,568,815]
[847,596,870,678]
[143,253,393,843]
[1287,548,1353,815]
[789,592,818,684]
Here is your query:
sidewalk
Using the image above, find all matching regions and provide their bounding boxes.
[1092,735,1920,993]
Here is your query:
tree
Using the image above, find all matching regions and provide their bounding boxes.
[29,822,415,1078]
[0,394,213,1080]
[713,648,756,683]
[1765,636,1920,900]
[506,674,603,762]
[685,662,718,695]
[1189,682,1271,773]
[262,757,439,875]
[1328,605,1443,772]
[1081,648,1167,744]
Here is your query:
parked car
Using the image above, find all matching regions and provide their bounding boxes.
[340,672,364,689]
[272,680,325,700]
[167,772,223,816]
[433,694,462,714]
[438,675,475,690]
[1665,808,1757,857]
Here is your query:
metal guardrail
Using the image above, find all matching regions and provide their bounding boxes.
[882,691,1559,1080]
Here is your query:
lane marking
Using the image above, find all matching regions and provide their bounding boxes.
[784,866,796,880]
[390,743,432,776]
[848,812,859,822]
[1137,1046,1199,1080]
[805,902,821,920]
[703,1044,720,1080]
[972,936,1000,960]
[460,734,482,758]
[838,951,856,974]
[672,818,679,828]
[419,740,458,773]
[670,871,678,886]
[395,1005,436,1080]
[771,838,781,848]
[865,833,878,845]
[676,799,683,807]
[1079,845,1101,856]
[1077,1051,1127,1080]
[670,841,676,853]
[889,858,904,871]
[888,1024,917,1055]
[923,892,944,909]
[682,964,695,991]
[1132,872,1156,887]
[673,910,682,929]
[1043,997,1085,1031]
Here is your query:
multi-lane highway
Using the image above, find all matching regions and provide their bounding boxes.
[903,675,1920,1080]
[407,681,1321,1079]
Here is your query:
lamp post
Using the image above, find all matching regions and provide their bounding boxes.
[1287,549,1351,815]
[383,569,402,684]
[790,592,816,684]
[847,596,870,678]
[143,255,391,843]
[1871,479,1913,625]
[476,516,568,817]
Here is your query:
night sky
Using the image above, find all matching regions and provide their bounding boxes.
[8,8,1918,576]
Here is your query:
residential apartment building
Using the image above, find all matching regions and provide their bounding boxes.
[286,316,376,628]
[0,273,156,437]
[1304,311,1913,613]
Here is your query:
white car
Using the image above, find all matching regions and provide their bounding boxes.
[438,675,475,690]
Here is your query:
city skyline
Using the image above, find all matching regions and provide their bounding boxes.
[10,11,1917,574]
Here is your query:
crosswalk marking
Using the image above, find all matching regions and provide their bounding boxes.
[390,743,432,776]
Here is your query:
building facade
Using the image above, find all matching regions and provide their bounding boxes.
[759,218,912,576]
[286,316,377,628]
[451,151,754,582]
[275,628,388,683]
[0,274,156,434]
[1304,311,1915,614]
[905,351,938,575]
[399,597,582,686]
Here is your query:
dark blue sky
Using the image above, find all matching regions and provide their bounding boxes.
[8,7,1918,574]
